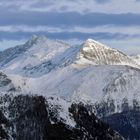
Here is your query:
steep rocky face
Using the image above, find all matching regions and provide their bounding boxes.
[78,39,139,67]
[0,72,11,87]
[0,72,16,92]
[0,94,123,140]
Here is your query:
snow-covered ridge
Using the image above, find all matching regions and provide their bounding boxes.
[0,36,80,77]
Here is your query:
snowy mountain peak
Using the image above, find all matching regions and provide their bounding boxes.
[86,38,109,49]
[77,39,140,67]
[25,35,49,48]
[83,38,118,54]
[0,36,75,77]
[30,34,47,41]
[25,35,71,50]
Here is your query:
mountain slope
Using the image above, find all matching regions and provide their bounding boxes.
[0,94,123,140]
[0,36,79,77]
[0,36,140,139]
[8,65,140,114]
[1,36,140,115]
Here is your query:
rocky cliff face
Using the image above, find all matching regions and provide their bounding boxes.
[0,72,16,92]
[0,94,123,140]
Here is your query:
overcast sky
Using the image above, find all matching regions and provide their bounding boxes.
[0,0,140,54]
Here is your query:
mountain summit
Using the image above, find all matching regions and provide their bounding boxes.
[78,39,139,67]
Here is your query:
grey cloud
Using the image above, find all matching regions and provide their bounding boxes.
[0,11,140,27]
[1,0,140,14]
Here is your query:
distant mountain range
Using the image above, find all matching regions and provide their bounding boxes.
[0,35,140,139]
